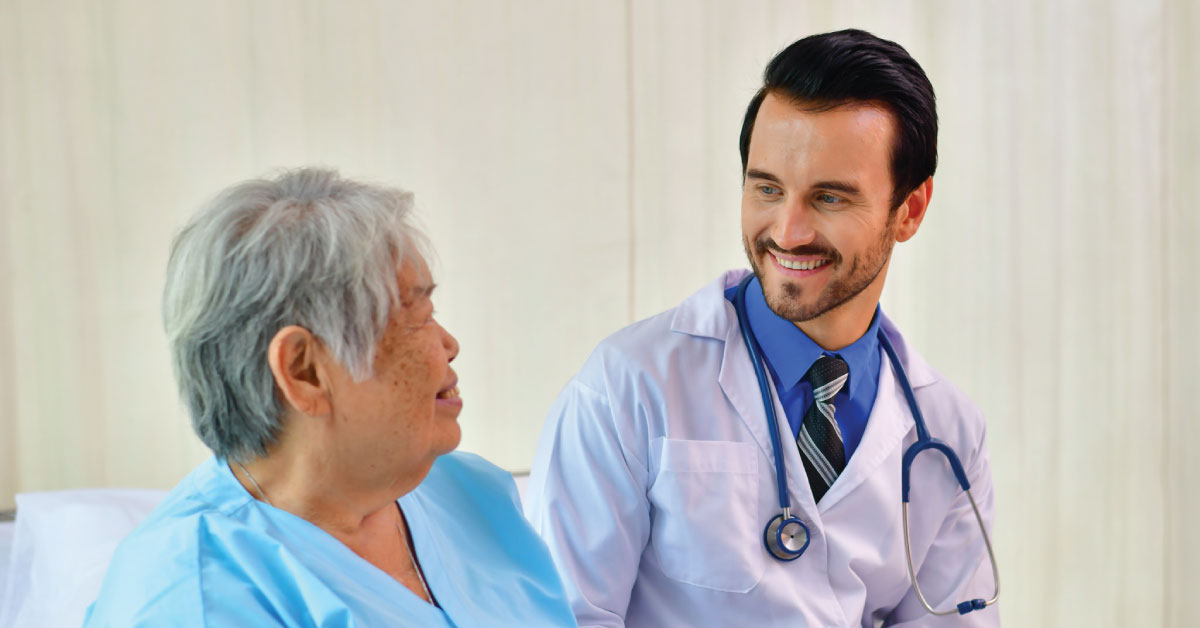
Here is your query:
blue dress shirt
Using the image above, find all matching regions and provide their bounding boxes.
[725,276,882,460]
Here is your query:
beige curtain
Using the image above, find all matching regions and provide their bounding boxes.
[1,1,1196,625]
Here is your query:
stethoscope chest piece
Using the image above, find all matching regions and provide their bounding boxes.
[763,510,810,561]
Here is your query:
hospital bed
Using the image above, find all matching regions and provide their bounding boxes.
[0,475,530,627]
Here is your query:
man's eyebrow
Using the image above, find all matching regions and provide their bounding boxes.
[745,171,863,197]
[812,180,862,196]
[745,169,782,184]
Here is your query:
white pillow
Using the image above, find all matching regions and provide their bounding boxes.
[0,489,167,628]
[0,520,16,613]
[513,472,529,505]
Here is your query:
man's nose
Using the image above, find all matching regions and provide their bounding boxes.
[771,199,817,249]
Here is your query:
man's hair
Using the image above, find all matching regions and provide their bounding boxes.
[739,29,938,210]
[162,167,429,462]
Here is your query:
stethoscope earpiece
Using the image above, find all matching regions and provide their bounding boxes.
[763,510,810,561]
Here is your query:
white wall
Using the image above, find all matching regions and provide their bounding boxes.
[1,1,1196,626]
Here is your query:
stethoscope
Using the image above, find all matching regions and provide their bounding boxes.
[733,274,1000,617]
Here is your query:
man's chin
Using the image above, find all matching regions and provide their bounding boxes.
[764,283,838,325]
[761,290,810,323]
[766,300,822,324]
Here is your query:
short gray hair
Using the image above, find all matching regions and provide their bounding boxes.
[162,167,429,462]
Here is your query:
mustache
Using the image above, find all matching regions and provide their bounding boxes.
[754,237,841,263]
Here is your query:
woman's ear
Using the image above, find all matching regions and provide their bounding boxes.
[893,177,933,243]
[267,326,332,417]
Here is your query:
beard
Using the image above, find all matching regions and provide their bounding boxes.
[743,222,896,323]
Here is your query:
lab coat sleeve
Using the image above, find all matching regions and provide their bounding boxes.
[883,419,1000,627]
[526,378,650,628]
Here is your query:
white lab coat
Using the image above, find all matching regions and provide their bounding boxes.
[526,270,999,628]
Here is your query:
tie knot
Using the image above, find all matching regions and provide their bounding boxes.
[806,355,849,399]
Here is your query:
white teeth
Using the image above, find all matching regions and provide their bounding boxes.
[773,253,828,271]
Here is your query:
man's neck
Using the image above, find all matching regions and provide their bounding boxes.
[795,293,881,351]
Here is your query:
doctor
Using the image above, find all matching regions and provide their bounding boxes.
[526,29,999,627]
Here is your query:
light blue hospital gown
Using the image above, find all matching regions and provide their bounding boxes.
[84,451,578,627]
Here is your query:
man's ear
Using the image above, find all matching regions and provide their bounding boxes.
[266,326,332,417]
[893,177,933,243]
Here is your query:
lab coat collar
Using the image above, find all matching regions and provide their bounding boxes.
[668,269,750,341]
[670,269,937,389]
[666,270,780,476]
[670,269,940,511]
[819,351,910,509]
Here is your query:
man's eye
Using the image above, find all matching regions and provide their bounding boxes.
[759,185,781,196]
[817,193,842,204]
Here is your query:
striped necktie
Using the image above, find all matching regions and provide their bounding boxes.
[796,355,850,503]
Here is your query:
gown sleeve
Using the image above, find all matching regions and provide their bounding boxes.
[84,513,356,628]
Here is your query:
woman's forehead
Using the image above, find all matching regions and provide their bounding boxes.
[397,256,434,303]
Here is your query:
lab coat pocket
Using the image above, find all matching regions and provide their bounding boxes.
[648,438,763,593]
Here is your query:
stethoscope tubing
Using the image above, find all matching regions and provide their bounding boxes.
[735,277,793,512]
[733,274,999,616]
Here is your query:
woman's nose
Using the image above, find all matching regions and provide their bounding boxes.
[442,324,460,362]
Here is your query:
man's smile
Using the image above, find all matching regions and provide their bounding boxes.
[770,252,832,274]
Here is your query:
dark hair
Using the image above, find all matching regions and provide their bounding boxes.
[739,29,937,210]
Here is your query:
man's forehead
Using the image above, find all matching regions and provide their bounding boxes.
[748,95,894,187]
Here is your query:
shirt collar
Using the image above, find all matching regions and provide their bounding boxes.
[744,276,882,401]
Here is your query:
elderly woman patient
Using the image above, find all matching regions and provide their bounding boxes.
[85,169,577,627]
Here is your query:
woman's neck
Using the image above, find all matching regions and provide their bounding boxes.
[230,449,437,604]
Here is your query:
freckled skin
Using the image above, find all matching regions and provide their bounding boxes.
[741,93,901,335]
[324,258,461,494]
